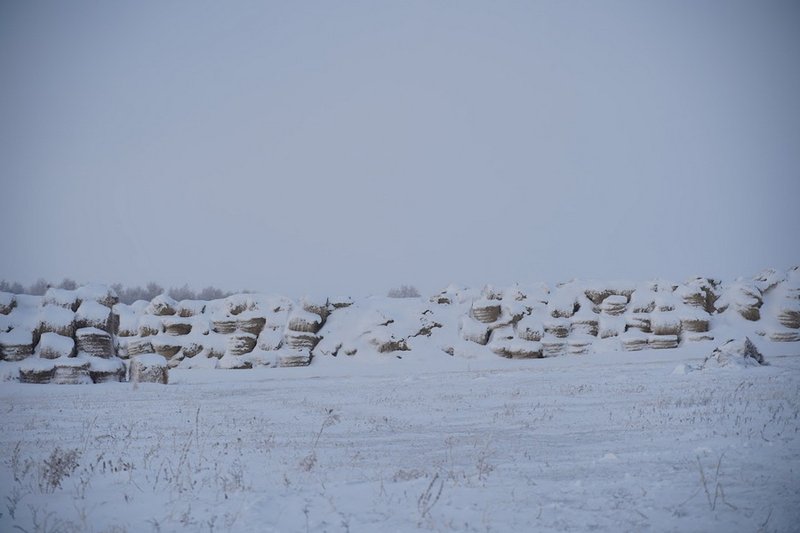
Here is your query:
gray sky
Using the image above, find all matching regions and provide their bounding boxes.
[1,1,799,297]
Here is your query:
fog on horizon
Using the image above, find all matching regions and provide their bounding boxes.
[1,1,799,298]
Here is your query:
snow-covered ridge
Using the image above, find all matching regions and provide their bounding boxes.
[1,268,798,383]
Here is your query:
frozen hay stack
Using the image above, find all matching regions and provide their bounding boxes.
[75,300,113,332]
[130,354,169,384]
[471,298,502,324]
[52,358,92,384]
[37,306,75,337]
[600,295,627,316]
[36,332,75,359]
[0,329,34,361]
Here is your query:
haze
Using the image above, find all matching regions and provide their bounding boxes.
[1,1,798,298]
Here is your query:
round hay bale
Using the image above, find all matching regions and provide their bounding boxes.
[648,335,679,350]
[36,332,75,359]
[541,339,566,357]
[238,315,266,336]
[287,309,324,333]
[148,294,177,316]
[211,318,237,334]
[276,348,312,367]
[130,354,169,384]
[75,300,112,332]
[650,313,681,336]
[600,295,627,316]
[37,306,75,337]
[19,359,56,384]
[0,291,17,315]
[471,299,502,324]
[75,327,114,358]
[570,318,599,337]
[52,358,92,384]
[138,315,163,337]
[515,316,543,342]
[543,319,570,339]
[284,331,321,350]
[490,339,543,359]
[127,338,154,357]
[88,356,126,383]
[162,317,193,336]
[0,328,34,361]
[150,335,183,358]
[176,300,206,317]
[621,332,648,351]
[459,317,490,345]
[625,314,652,333]
[228,332,257,356]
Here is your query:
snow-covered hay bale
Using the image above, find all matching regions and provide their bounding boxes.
[598,315,625,339]
[37,305,75,337]
[567,336,593,355]
[600,295,627,316]
[211,317,237,334]
[75,327,114,358]
[0,291,16,315]
[372,336,409,354]
[547,293,578,318]
[52,358,92,384]
[147,294,177,316]
[625,314,652,333]
[649,335,679,350]
[284,331,321,351]
[776,303,800,329]
[276,348,312,367]
[716,282,762,321]
[302,298,330,319]
[621,332,648,351]
[686,333,715,342]
[677,278,718,313]
[42,288,79,311]
[570,317,599,337]
[543,318,570,339]
[76,284,118,308]
[150,335,183,358]
[218,353,252,369]
[36,332,75,359]
[650,312,681,336]
[228,332,257,356]
[19,359,56,384]
[238,315,266,336]
[329,296,354,309]
[471,299,502,324]
[701,338,764,368]
[287,309,324,333]
[680,312,711,333]
[0,328,34,361]
[127,338,153,357]
[115,309,139,337]
[490,339,543,359]
[75,300,112,332]
[180,341,204,358]
[459,316,490,345]
[515,316,543,341]
[223,294,255,316]
[138,315,162,337]
[767,329,800,342]
[130,354,169,384]
[541,338,566,357]
[257,328,283,351]
[162,316,192,336]
[176,300,206,317]
[88,356,126,383]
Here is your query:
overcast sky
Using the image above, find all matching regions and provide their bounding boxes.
[1,1,798,297]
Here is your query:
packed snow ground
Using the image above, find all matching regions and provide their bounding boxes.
[1,343,798,532]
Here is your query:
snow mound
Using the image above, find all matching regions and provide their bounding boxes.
[701,338,765,369]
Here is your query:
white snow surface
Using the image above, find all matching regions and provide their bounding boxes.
[1,346,798,532]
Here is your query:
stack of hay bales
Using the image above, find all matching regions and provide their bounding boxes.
[75,300,112,333]
[649,311,681,348]
[0,328,34,361]
[715,281,763,321]
[130,354,168,384]
[0,291,16,315]
[36,332,75,359]
[75,327,114,357]
[489,326,543,359]
[281,304,327,365]
[621,331,649,351]
[677,278,719,314]
[625,314,652,333]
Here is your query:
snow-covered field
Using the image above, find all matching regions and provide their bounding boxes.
[1,344,798,532]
